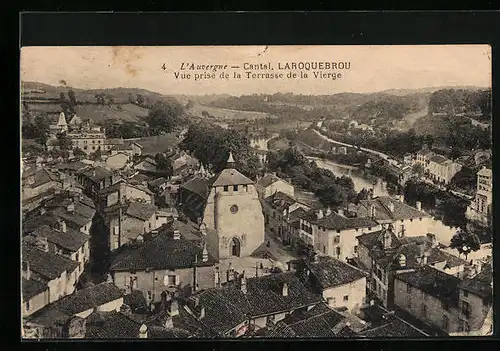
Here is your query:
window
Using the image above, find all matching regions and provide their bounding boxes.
[422,304,427,318]
[26,300,30,311]
[334,235,340,244]
[223,185,229,192]
[323,245,326,253]
[233,185,238,191]
[343,295,349,302]
[75,252,79,261]
[442,315,449,331]
[336,230,341,234]
[147,291,152,300]
[354,246,358,254]
[336,247,341,257]
[377,269,382,281]
[166,275,177,286]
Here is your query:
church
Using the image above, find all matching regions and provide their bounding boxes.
[178,152,265,259]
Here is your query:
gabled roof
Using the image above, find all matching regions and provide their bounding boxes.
[22,278,48,300]
[57,161,89,172]
[30,225,89,252]
[429,154,449,164]
[109,232,217,271]
[85,311,141,338]
[22,244,79,281]
[395,266,461,307]
[78,166,113,182]
[257,174,290,188]
[458,262,493,303]
[317,212,378,231]
[358,319,427,337]
[22,168,60,188]
[211,168,254,187]
[305,256,368,289]
[265,191,300,212]
[180,177,210,199]
[358,196,427,222]
[125,202,157,221]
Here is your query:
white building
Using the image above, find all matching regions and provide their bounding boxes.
[466,167,492,226]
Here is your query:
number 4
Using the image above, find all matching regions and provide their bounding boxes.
[162,63,167,70]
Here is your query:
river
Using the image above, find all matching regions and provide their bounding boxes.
[310,157,459,245]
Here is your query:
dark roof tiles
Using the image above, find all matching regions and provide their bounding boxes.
[306,256,368,289]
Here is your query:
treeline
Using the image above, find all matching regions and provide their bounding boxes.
[429,88,492,119]
[266,148,358,208]
[101,101,186,139]
[179,122,261,179]
[349,94,424,124]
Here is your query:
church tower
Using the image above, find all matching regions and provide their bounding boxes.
[202,151,265,259]
[57,112,68,132]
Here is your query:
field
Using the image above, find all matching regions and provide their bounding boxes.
[73,103,149,123]
[131,133,181,155]
[187,104,274,121]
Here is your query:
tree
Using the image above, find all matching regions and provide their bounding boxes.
[60,92,66,102]
[155,153,174,178]
[107,94,115,106]
[73,148,86,158]
[449,229,481,260]
[411,163,424,178]
[146,101,183,135]
[356,188,371,204]
[185,100,194,109]
[56,132,72,150]
[128,93,135,103]
[68,90,77,107]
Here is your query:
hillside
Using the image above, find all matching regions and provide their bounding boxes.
[21,81,179,124]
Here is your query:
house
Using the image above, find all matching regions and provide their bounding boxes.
[23,282,124,338]
[315,209,381,261]
[24,192,96,235]
[105,152,131,171]
[109,231,218,303]
[298,256,368,312]
[288,207,319,248]
[98,179,154,209]
[57,161,90,180]
[251,302,367,338]
[131,142,143,157]
[177,176,211,223]
[263,191,311,243]
[147,177,168,194]
[394,259,492,336]
[134,156,159,176]
[25,223,90,276]
[190,271,322,337]
[355,230,468,308]
[416,149,462,185]
[21,243,80,316]
[77,166,116,199]
[110,143,135,157]
[169,151,199,178]
[22,167,62,202]
[256,173,295,199]
[106,201,159,250]
[466,166,492,226]
[356,196,431,239]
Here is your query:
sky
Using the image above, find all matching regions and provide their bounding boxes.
[20,45,491,96]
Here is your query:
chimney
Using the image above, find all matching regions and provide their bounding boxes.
[138,324,148,339]
[383,231,392,250]
[215,267,221,287]
[282,282,289,297]
[426,233,437,248]
[388,202,395,213]
[416,201,422,212]
[316,209,324,219]
[422,251,429,265]
[199,306,205,319]
[169,300,179,316]
[173,230,181,240]
[67,202,75,213]
[22,261,31,280]
[240,271,247,294]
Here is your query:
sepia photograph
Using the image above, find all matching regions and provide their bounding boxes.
[20,45,492,339]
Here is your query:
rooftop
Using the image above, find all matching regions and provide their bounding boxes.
[458,262,493,303]
[477,167,492,177]
[85,311,141,339]
[109,232,217,272]
[265,191,302,212]
[125,201,158,221]
[317,212,378,231]
[22,168,59,188]
[358,196,427,222]
[256,174,290,188]
[211,168,254,187]
[22,277,48,300]
[78,166,113,182]
[180,177,210,199]
[305,256,368,289]
[395,265,462,307]
[429,154,449,164]
[22,243,79,281]
[30,225,89,252]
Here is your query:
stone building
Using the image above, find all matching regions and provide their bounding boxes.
[466,166,492,227]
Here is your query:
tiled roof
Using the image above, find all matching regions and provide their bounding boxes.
[78,166,113,182]
[85,311,141,338]
[149,306,217,338]
[125,202,157,221]
[458,262,493,302]
[257,174,289,188]
[180,177,210,199]
[22,278,48,300]
[359,196,427,222]
[36,283,123,318]
[290,207,318,223]
[112,143,133,151]
[148,177,168,188]
[356,230,400,251]
[265,191,301,212]
[57,161,89,172]
[193,272,321,334]
[31,225,89,252]
[22,168,59,188]
[317,212,378,231]
[109,232,217,271]
[99,180,153,196]
[159,219,208,242]
[358,319,427,338]
[395,266,461,307]
[262,321,298,338]
[123,291,148,312]
[305,256,368,289]
[429,154,449,164]
[211,168,254,187]
[22,243,79,280]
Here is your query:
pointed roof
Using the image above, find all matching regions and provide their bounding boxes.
[68,114,82,125]
[57,112,67,127]
[227,151,235,164]
[211,168,254,187]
